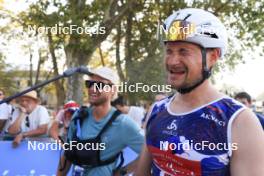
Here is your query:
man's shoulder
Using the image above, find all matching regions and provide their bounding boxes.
[31,105,50,121]
[0,102,9,109]
[35,105,48,112]
[150,95,172,114]
[115,112,129,122]
[115,112,139,127]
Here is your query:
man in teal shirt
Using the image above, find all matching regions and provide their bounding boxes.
[57,67,144,176]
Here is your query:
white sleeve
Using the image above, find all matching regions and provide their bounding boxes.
[38,106,51,126]
[0,103,10,120]
[10,108,20,124]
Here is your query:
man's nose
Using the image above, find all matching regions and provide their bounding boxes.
[166,54,181,65]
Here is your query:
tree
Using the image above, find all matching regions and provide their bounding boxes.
[3,0,264,105]
[111,0,264,103]
[18,0,138,104]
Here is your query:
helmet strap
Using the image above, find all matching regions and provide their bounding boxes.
[177,47,211,94]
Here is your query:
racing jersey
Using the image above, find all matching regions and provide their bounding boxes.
[146,95,245,176]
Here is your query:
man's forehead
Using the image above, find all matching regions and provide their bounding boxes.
[19,97,34,101]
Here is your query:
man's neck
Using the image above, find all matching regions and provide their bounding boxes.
[172,80,223,111]
[27,104,38,114]
[92,102,112,121]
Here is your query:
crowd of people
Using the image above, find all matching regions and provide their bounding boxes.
[0,7,264,176]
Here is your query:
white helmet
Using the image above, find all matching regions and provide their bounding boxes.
[162,8,228,57]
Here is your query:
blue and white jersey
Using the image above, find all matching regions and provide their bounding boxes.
[146,95,245,176]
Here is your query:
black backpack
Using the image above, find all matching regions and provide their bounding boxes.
[62,106,124,171]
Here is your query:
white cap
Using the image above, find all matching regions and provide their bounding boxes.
[88,67,119,85]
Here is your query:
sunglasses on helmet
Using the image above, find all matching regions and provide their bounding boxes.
[161,20,196,41]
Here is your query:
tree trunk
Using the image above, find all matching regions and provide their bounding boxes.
[115,22,125,82]
[98,44,105,66]
[64,1,135,104]
[64,43,87,104]
[29,52,33,86]
[124,11,135,104]
[35,48,43,85]
[47,32,66,108]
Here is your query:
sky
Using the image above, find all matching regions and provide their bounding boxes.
[1,0,264,99]
[214,57,264,98]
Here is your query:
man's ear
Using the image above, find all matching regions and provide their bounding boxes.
[207,48,221,67]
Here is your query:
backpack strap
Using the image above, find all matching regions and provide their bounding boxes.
[73,106,89,126]
[72,106,89,139]
[96,110,121,138]
[98,151,124,167]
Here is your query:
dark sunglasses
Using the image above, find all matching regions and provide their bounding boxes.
[85,80,113,89]
[25,116,30,128]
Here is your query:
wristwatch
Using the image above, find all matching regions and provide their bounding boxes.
[119,167,127,175]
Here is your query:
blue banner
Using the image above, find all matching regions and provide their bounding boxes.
[0,140,137,175]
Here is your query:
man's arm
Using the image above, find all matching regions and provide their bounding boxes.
[114,157,139,176]
[12,124,48,148]
[134,143,152,176]
[0,120,6,132]
[56,117,75,175]
[118,115,145,175]
[230,109,264,176]
[49,121,61,141]
[8,112,26,134]
[22,124,48,137]
[56,155,72,176]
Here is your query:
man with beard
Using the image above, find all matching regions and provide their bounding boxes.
[57,67,144,176]
[135,8,264,176]
[8,91,50,147]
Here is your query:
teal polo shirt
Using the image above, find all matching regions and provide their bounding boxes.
[67,107,144,176]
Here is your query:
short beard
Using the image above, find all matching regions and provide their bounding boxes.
[169,71,203,91]
[175,74,204,92]
[90,96,108,106]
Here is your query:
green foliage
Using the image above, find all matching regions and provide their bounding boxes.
[0,54,18,95]
[114,0,264,102]
[3,0,264,103]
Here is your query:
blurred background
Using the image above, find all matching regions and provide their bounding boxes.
[0,0,264,112]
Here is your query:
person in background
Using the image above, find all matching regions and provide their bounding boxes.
[0,89,10,132]
[141,93,168,129]
[154,92,167,101]
[8,90,50,147]
[111,96,145,128]
[57,67,144,176]
[49,100,79,141]
[2,98,20,135]
[235,91,264,129]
